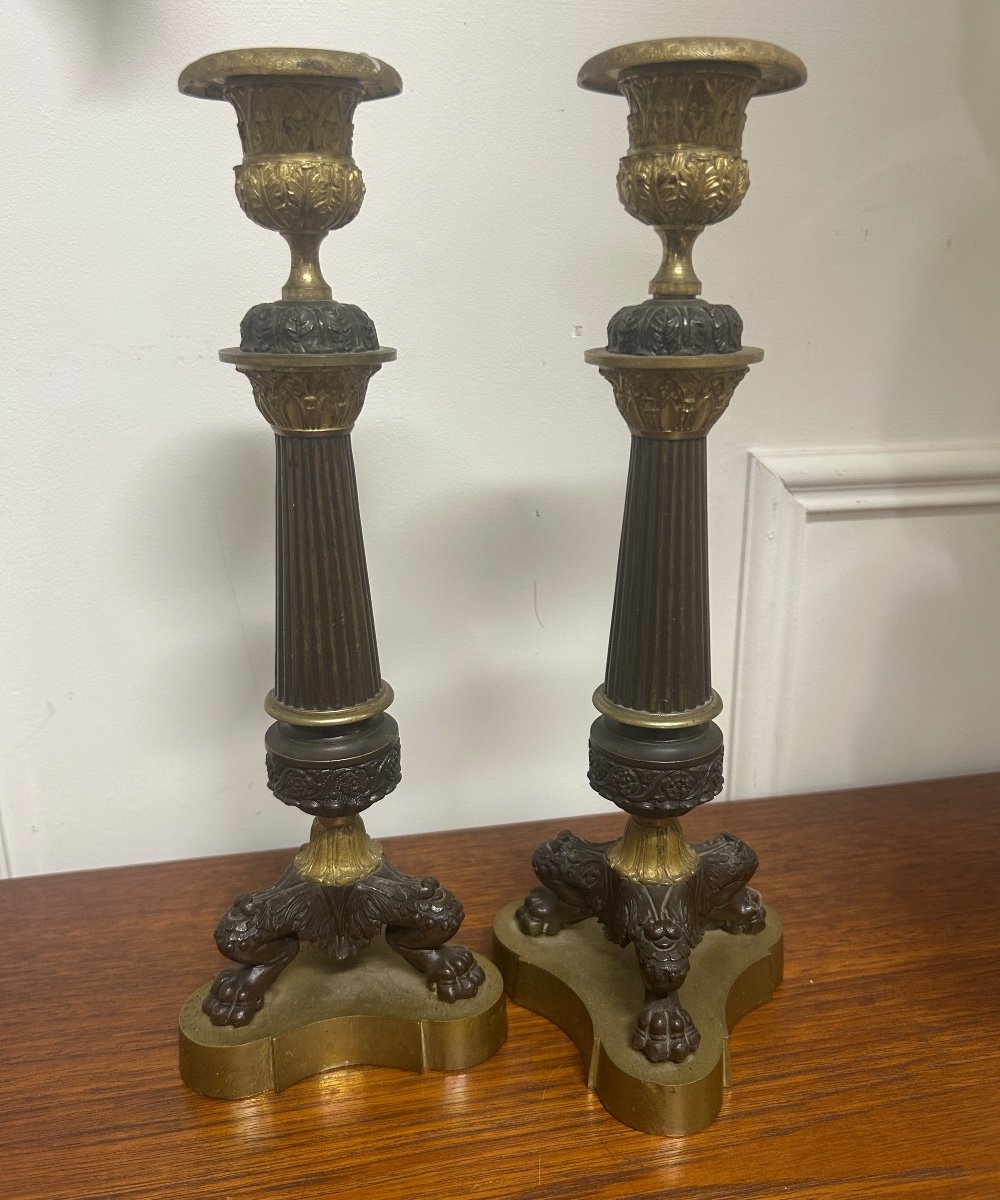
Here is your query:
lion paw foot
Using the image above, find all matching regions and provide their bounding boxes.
[202,965,269,1028]
[632,999,701,1063]
[515,887,587,936]
[425,946,485,1003]
[718,886,766,935]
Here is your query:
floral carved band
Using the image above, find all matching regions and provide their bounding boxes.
[266,741,402,818]
[587,743,724,819]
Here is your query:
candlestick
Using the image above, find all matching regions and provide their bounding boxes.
[175,48,505,1099]
[493,37,806,1135]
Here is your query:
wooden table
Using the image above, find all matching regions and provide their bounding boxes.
[2,774,999,1198]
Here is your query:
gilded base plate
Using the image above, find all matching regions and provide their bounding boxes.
[179,940,507,1099]
[492,900,782,1136]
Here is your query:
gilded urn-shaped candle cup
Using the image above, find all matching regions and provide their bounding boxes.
[175,48,505,1100]
[181,47,389,305]
[493,38,806,1137]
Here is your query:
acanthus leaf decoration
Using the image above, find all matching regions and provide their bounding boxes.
[600,366,747,438]
[617,150,750,228]
[244,365,375,434]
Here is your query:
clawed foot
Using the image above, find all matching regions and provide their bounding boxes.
[202,964,272,1027]
[715,886,766,935]
[632,997,701,1063]
[423,945,486,1003]
[516,887,589,936]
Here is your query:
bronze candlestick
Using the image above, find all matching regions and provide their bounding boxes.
[493,38,806,1135]
[176,48,505,1099]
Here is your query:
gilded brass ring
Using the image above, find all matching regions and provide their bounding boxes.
[592,686,723,729]
[220,347,397,370]
[265,681,394,727]
[578,38,807,96]
[584,347,763,371]
[178,48,403,102]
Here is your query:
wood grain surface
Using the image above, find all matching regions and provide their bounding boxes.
[2,774,999,1199]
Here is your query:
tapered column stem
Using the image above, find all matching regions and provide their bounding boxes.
[604,436,711,715]
[273,431,381,713]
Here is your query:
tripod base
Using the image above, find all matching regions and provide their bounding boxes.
[179,939,507,1099]
[492,900,782,1135]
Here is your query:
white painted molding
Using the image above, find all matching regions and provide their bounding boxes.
[727,446,1000,801]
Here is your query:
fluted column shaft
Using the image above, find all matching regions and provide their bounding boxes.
[274,432,380,713]
[584,361,755,819]
[604,436,710,715]
[233,355,400,819]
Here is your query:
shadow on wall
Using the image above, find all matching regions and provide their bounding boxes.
[47,0,163,93]
[960,0,1000,169]
[361,455,623,830]
[113,424,273,751]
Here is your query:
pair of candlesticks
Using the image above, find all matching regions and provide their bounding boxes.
[175,38,805,1137]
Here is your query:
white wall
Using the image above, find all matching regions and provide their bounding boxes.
[3,1,1000,876]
